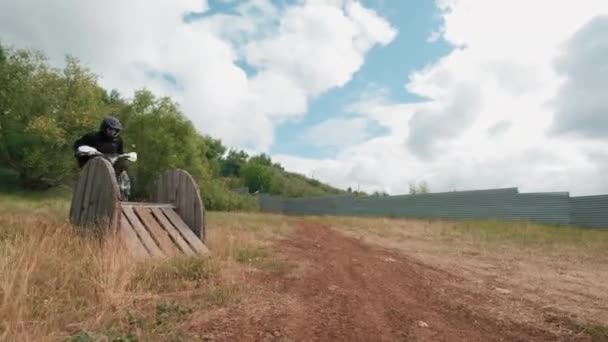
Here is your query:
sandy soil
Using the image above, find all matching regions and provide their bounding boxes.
[191,222,598,341]
[332,218,608,332]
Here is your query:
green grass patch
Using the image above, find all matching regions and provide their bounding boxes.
[130,256,220,293]
[0,169,71,217]
[234,245,292,274]
[155,301,193,326]
[208,211,295,240]
[235,246,270,263]
[446,219,608,252]
[66,330,139,342]
[0,194,70,218]
[205,285,242,307]
[581,324,608,342]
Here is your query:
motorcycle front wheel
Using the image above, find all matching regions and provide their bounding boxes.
[118,171,131,201]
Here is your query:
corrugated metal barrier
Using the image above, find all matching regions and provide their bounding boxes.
[257,188,608,229]
[570,195,608,228]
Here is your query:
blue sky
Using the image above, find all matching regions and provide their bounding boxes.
[267,1,453,158]
[186,0,453,158]
[3,0,606,195]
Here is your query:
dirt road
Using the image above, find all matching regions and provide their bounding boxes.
[195,222,593,341]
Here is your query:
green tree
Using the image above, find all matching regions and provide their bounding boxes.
[116,89,212,198]
[409,180,430,195]
[241,162,283,194]
[220,149,248,177]
[0,46,106,189]
[199,135,226,177]
[249,153,272,166]
[418,180,429,194]
[0,42,347,208]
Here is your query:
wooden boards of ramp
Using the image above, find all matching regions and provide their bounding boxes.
[120,202,210,258]
[69,158,210,259]
[69,157,121,230]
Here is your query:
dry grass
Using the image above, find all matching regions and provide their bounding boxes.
[0,194,294,341]
[3,189,607,340]
[322,216,608,331]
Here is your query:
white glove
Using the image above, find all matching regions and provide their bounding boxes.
[77,145,99,155]
[124,152,138,162]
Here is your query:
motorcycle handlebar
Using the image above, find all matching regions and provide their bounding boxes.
[75,151,137,163]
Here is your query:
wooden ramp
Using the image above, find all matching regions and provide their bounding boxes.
[70,160,210,259]
[120,202,210,258]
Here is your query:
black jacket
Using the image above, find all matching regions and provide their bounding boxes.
[73,131,124,168]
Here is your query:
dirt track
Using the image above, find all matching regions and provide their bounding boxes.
[195,222,593,341]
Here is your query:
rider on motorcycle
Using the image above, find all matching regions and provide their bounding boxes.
[73,115,126,172]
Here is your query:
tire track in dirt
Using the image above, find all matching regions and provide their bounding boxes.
[194,222,590,341]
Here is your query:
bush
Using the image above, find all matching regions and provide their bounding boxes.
[200,179,259,211]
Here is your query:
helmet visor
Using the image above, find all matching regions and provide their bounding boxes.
[106,127,120,137]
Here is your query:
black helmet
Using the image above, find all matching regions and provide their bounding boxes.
[100,116,122,139]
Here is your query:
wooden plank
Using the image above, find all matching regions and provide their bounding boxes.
[70,158,123,234]
[183,173,202,240]
[159,172,165,201]
[179,172,190,229]
[169,170,177,203]
[134,207,179,257]
[161,172,168,203]
[172,171,179,211]
[81,160,99,225]
[120,212,149,258]
[82,159,117,232]
[122,205,165,258]
[73,165,92,225]
[86,164,106,229]
[162,173,169,203]
[122,202,176,208]
[184,173,196,235]
[151,168,206,243]
[194,188,204,241]
[151,207,195,255]
[161,207,210,255]
[99,181,118,231]
[175,170,181,205]
[188,174,194,229]
[166,172,173,203]
[162,172,169,202]
[155,175,166,203]
[195,184,204,240]
[90,180,103,229]
[108,199,121,233]
[79,160,100,226]
[192,187,205,241]
[69,166,89,224]
[98,160,121,232]
[162,173,170,203]
[173,170,180,207]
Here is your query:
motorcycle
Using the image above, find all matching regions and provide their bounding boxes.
[75,145,138,201]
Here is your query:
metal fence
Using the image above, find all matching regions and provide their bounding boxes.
[257,187,608,229]
[570,195,608,228]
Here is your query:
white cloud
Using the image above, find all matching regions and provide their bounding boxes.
[406,82,482,159]
[0,0,396,151]
[303,117,372,148]
[550,16,608,139]
[244,1,396,96]
[487,120,512,137]
[4,0,608,197]
[275,0,608,196]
